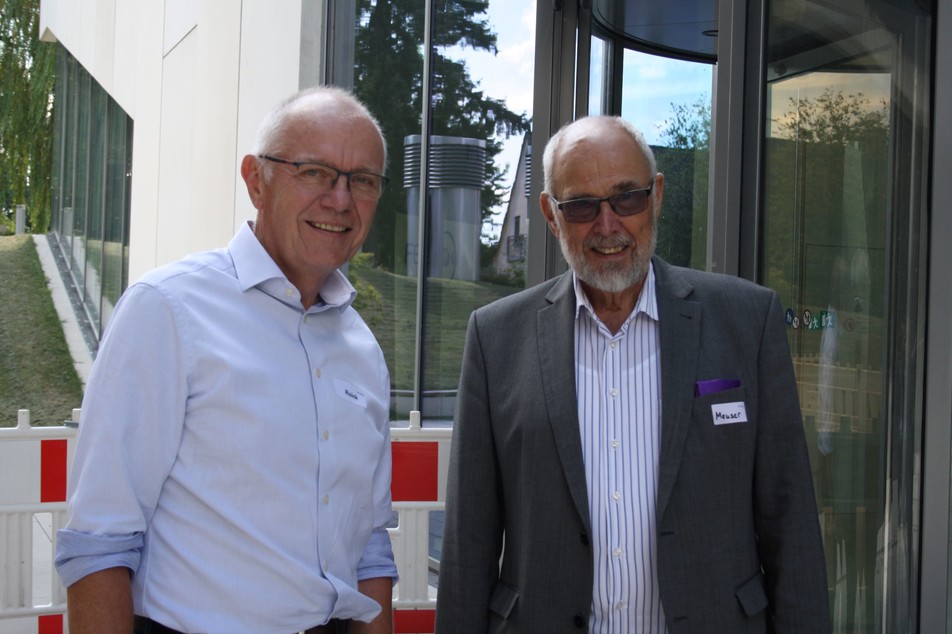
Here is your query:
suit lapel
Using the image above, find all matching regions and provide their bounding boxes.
[653,259,702,518]
[537,273,592,532]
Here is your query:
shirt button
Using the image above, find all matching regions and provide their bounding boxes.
[610,439,619,448]
[323,495,330,505]
[322,430,330,441]
[612,491,621,501]
[613,547,623,558]
[616,601,627,611]
[285,287,295,298]
[314,368,322,378]
[610,342,617,349]
[609,388,618,397]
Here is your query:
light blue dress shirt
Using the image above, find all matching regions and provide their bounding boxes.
[573,265,668,633]
[55,222,397,633]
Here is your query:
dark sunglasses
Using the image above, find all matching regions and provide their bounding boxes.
[550,183,654,223]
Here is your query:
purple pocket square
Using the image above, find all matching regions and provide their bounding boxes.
[695,379,741,396]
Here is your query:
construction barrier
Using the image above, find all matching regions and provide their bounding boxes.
[0,410,78,634]
[1,410,448,634]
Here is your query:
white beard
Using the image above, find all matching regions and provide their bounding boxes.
[555,214,656,293]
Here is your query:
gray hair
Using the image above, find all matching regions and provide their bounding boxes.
[252,85,388,178]
[542,115,656,195]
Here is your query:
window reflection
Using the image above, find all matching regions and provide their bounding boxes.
[619,49,711,270]
[49,45,132,351]
[350,0,533,424]
[762,0,930,627]
[765,67,891,634]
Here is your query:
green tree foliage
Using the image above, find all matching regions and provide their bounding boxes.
[354,0,530,269]
[0,0,55,232]
[660,95,711,151]
[656,95,711,268]
[764,89,890,316]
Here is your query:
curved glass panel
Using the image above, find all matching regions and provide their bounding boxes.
[620,49,712,269]
[762,0,931,630]
[591,0,718,59]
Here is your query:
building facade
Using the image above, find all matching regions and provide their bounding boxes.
[38,0,952,631]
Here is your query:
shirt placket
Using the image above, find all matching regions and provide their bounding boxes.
[604,329,630,625]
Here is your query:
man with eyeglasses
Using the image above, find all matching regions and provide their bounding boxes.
[435,115,829,633]
[56,86,397,634]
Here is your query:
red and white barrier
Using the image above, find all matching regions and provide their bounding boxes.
[0,409,78,634]
[1,409,450,634]
[389,411,452,634]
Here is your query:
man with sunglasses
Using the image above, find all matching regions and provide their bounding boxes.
[56,86,397,634]
[436,115,829,633]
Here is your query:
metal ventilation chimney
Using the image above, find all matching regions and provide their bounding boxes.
[404,135,486,280]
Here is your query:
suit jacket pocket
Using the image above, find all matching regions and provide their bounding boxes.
[693,386,749,428]
[489,581,519,619]
[735,571,769,617]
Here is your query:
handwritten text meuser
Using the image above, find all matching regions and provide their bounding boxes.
[711,401,748,425]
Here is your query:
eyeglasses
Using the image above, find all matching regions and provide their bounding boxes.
[259,155,389,200]
[550,183,654,223]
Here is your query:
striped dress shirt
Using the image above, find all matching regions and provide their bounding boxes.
[573,265,667,633]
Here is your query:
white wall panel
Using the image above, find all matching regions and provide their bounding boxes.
[39,0,116,100]
[154,32,197,268]
[126,2,167,281]
[40,0,322,280]
[110,0,140,113]
[163,0,197,55]
[233,0,304,230]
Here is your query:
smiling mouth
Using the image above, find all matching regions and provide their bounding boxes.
[593,245,625,255]
[307,221,348,233]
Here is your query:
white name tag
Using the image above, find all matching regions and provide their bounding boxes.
[712,401,747,425]
[335,378,367,408]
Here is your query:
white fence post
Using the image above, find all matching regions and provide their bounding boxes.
[1,409,78,633]
[388,412,452,632]
[15,204,26,235]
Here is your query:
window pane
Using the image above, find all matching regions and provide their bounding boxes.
[84,87,107,326]
[620,49,710,269]
[351,0,425,423]
[72,71,93,292]
[421,0,533,423]
[101,100,131,330]
[351,0,533,425]
[762,0,931,630]
[589,35,609,116]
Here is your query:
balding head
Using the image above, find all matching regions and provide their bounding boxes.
[542,116,655,197]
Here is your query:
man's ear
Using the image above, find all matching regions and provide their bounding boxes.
[652,171,665,221]
[539,192,561,238]
[241,155,265,210]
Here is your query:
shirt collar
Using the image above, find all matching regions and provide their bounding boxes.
[572,262,659,324]
[229,221,357,311]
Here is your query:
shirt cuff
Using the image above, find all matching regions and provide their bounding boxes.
[356,528,398,582]
[54,529,143,587]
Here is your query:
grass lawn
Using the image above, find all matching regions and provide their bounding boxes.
[350,263,520,391]
[0,236,517,425]
[0,235,84,427]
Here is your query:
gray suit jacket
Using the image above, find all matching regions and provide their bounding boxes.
[435,258,830,633]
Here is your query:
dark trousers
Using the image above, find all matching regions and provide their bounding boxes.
[133,615,349,633]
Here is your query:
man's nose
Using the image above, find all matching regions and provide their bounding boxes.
[323,175,353,208]
[593,199,621,228]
